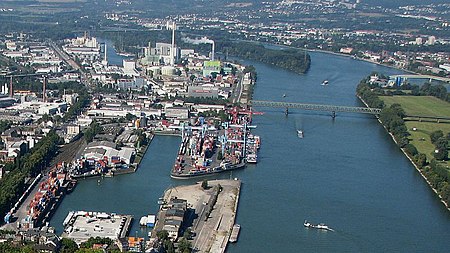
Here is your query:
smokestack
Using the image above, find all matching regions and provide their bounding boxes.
[9,76,13,97]
[43,76,47,103]
[170,21,176,66]
[211,41,215,61]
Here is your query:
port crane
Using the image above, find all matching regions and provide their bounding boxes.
[228,107,264,124]
[219,122,256,157]
[168,122,217,141]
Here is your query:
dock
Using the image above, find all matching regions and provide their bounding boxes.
[153,179,241,253]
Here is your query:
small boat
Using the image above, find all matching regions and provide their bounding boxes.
[315,223,334,231]
[321,80,329,86]
[303,220,312,228]
[282,94,286,97]
[303,220,334,231]
[297,130,304,138]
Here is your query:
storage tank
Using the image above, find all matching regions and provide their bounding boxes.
[161,66,175,76]
[149,66,161,75]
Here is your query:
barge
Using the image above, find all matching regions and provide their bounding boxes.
[229,224,241,243]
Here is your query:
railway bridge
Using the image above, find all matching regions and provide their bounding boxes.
[250,100,382,118]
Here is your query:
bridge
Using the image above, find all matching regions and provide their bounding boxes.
[250,100,381,117]
[390,74,450,83]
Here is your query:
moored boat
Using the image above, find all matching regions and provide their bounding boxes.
[229,224,241,243]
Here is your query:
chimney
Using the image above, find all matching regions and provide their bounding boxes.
[211,41,215,61]
[9,76,13,97]
[43,76,47,103]
[171,21,176,66]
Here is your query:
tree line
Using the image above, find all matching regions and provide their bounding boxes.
[0,131,61,217]
[217,41,311,74]
[356,77,450,207]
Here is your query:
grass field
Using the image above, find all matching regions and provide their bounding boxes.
[381,96,450,117]
[405,121,450,167]
[380,95,450,167]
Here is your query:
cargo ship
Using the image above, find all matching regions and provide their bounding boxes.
[170,112,260,178]
[246,134,260,163]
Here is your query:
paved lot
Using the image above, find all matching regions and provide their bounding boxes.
[160,179,241,253]
[62,212,132,244]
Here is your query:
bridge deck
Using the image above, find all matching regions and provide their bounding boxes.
[250,100,381,115]
[390,74,450,83]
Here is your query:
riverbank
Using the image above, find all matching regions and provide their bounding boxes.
[307,48,418,75]
[357,94,450,211]
[257,40,418,76]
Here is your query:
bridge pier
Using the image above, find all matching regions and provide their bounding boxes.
[285,107,289,116]
[331,111,336,119]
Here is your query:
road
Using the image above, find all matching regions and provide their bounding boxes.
[231,75,244,104]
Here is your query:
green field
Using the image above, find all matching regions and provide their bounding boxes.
[405,121,450,165]
[380,95,450,166]
[381,96,450,117]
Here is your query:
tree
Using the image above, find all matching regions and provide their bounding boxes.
[177,237,192,253]
[433,137,448,161]
[430,130,444,144]
[157,230,169,241]
[201,180,208,189]
[0,120,12,133]
[75,249,103,253]
[60,238,79,253]
[125,113,136,121]
[415,153,427,168]
[433,148,448,161]
[84,121,103,143]
[404,144,418,156]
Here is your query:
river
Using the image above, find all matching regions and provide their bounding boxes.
[50,48,450,252]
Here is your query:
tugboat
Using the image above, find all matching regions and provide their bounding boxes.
[297,130,304,138]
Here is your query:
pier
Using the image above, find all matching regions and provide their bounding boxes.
[153,180,241,253]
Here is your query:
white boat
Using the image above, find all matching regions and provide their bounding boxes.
[246,154,257,163]
[321,80,329,86]
[303,220,311,228]
[303,220,334,231]
[297,130,304,138]
[315,223,334,231]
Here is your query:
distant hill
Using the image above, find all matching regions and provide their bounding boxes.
[362,0,449,7]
